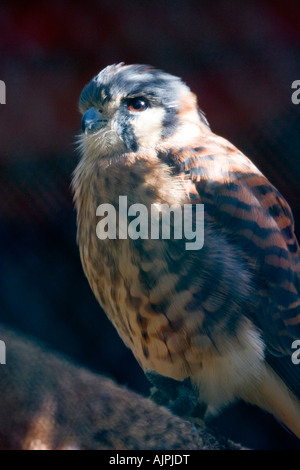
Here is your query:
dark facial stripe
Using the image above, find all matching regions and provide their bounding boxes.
[162,108,178,139]
[116,114,138,152]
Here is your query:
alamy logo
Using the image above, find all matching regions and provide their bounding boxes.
[0,340,6,364]
[291,80,300,105]
[96,196,204,250]
[291,340,300,365]
[0,80,6,104]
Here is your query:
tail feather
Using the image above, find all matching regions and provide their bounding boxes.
[266,353,300,401]
[240,361,300,439]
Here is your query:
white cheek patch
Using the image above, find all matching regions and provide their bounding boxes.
[131,107,165,148]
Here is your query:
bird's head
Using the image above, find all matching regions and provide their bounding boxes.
[78,63,209,159]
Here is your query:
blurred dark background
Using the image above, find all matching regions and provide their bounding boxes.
[0,0,300,449]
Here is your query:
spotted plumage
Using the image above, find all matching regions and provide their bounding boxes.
[73,63,300,437]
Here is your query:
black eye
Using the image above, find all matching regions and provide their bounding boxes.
[127,97,149,112]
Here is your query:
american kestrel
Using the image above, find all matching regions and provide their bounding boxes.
[73,63,300,438]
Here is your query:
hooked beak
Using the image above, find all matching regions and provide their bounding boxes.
[81,108,106,135]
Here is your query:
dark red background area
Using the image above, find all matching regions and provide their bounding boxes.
[0,0,299,449]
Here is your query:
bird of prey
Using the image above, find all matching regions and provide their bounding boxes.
[73,63,300,438]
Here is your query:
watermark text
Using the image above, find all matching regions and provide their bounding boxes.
[291,80,300,105]
[0,340,6,364]
[291,339,300,365]
[96,196,204,250]
[0,80,5,104]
